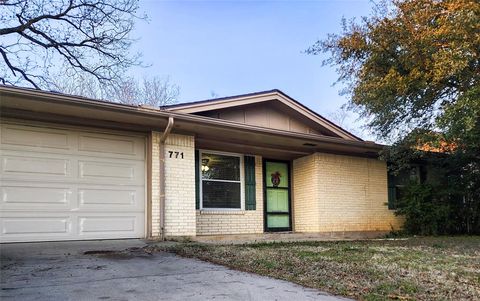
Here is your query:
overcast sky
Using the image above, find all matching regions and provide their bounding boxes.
[131,0,375,139]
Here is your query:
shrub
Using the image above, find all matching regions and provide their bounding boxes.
[395,182,479,235]
[395,184,449,235]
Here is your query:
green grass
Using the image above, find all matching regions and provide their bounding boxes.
[153,236,480,300]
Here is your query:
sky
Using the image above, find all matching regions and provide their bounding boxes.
[131,0,375,138]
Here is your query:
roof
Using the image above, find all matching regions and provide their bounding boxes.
[0,84,382,159]
[162,89,362,141]
[161,89,281,109]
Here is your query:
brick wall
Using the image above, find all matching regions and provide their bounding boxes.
[154,139,401,237]
[292,154,321,232]
[150,131,161,237]
[196,155,264,235]
[293,152,402,233]
[163,134,196,236]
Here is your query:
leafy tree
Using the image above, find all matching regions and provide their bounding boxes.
[0,0,143,90]
[308,0,479,140]
[309,0,480,234]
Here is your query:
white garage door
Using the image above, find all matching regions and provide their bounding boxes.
[0,121,146,243]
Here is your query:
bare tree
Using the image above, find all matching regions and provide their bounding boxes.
[109,76,179,107]
[52,71,106,99]
[0,0,143,89]
[327,106,349,129]
[52,74,180,107]
[210,90,219,98]
[327,105,373,140]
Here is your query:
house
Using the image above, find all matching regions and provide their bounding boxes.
[0,85,402,243]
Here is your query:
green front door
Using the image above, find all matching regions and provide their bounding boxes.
[264,160,291,232]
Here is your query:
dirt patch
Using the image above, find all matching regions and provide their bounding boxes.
[1,262,19,271]
[83,250,117,255]
[84,247,153,260]
[86,265,107,270]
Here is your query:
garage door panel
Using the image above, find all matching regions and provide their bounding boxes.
[79,215,140,235]
[1,154,144,186]
[2,155,70,177]
[77,131,145,160]
[0,121,146,243]
[0,123,145,161]
[78,134,141,157]
[1,182,144,212]
[79,160,137,181]
[1,216,71,235]
[1,184,71,210]
[78,187,144,211]
[1,124,71,150]
[0,212,144,242]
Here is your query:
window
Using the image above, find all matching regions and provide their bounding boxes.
[388,166,422,210]
[200,151,243,209]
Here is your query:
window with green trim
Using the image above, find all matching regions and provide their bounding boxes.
[199,150,244,209]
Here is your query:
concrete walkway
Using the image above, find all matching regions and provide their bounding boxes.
[1,239,350,301]
[192,231,388,244]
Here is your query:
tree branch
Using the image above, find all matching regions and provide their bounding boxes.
[0,0,142,89]
[0,47,40,88]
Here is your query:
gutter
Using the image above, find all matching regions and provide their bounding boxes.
[158,116,174,240]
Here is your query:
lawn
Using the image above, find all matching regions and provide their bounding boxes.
[155,236,480,301]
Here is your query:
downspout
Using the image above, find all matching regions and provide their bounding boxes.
[159,116,174,240]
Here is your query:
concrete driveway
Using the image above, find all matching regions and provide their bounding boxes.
[1,240,350,301]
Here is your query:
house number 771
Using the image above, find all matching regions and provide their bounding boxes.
[168,151,184,159]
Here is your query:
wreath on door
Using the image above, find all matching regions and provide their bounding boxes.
[271,171,281,187]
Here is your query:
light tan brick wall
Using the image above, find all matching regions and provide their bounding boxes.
[293,152,402,233]
[164,134,196,236]
[292,154,321,232]
[196,155,264,235]
[150,131,161,237]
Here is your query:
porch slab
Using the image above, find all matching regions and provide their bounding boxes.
[190,231,390,244]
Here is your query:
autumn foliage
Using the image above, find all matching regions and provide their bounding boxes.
[310,0,480,234]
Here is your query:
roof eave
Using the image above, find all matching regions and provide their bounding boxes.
[0,85,384,157]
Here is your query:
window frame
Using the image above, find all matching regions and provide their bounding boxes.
[388,165,422,210]
[199,149,245,211]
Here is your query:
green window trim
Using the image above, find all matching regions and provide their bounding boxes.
[387,173,396,210]
[244,155,256,210]
[195,150,200,209]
